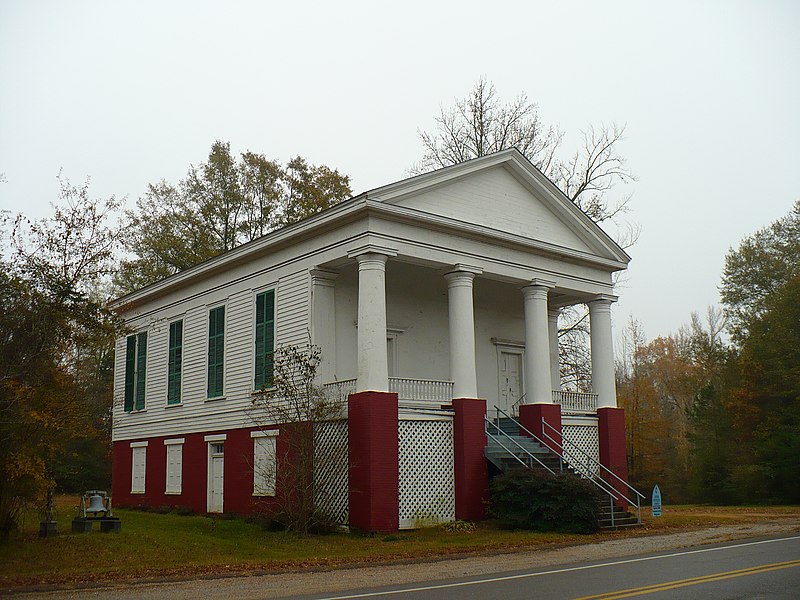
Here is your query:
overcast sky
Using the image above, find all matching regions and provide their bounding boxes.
[1,0,798,342]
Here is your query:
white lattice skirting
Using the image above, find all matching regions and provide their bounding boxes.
[313,420,349,525]
[562,423,600,478]
[398,418,455,529]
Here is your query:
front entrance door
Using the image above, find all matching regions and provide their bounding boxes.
[499,351,523,413]
[208,443,224,513]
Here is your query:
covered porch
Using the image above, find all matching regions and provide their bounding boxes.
[312,248,617,415]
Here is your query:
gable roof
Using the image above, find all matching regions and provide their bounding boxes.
[113,148,629,309]
[363,148,630,264]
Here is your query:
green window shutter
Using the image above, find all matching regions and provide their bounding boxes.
[135,332,147,410]
[254,290,275,389]
[124,335,136,412]
[207,306,225,398]
[167,320,183,405]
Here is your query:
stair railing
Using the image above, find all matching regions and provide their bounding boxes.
[540,418,644,524]
[484,417,558,475]
[493,406,568,473]
[493,406,642,525]
[509,393,526,417]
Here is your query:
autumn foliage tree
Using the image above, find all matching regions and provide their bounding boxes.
[0,177,124,535]
[618,202,799,504]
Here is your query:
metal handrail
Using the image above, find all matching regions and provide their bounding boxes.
[509,393,526,417]
[492,406,641,524]
[540,419,645,501]
[540,418,643,524]
[484,418,558,475]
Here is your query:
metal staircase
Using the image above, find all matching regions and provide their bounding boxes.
[485,408,644,530]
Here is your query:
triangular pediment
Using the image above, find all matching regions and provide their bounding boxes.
[367,149,629,265]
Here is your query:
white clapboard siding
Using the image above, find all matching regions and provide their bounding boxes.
[181,305,209,403]
[224,289,254,397]
[276,270,310,347]
[396,165,592,252]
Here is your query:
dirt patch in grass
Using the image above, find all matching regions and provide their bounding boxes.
[1,498,797,591]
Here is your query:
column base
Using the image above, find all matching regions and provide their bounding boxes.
[348,391,399,533]
[598,407,629,508]
[452,398,488,521]
[518,403,562,453]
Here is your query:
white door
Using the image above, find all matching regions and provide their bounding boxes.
[208,443,224,513]
[499,351,523,413]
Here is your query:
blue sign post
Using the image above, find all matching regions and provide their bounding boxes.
[652,484,662,517]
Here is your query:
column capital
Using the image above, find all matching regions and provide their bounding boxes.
[444,270,475,287]
[548,307,561,320]
[354,253,389,273]
[444,263,484,276]
[309,268,339,287]
[529,277,556,288]
[588,294,618,309]
[521,279,555,301]
[347,244,398,260]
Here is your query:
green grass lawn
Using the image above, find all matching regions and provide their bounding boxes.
[1,497,797,588]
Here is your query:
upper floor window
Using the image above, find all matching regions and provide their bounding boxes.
[167,320,183,405]
[207,306,225,398]
[254,290,275,389]
[124,332,147,412]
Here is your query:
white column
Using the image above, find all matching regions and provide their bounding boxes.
[522,279,555,404]
[310,268,338,384]
[589,294,618,408]
[348,246,396,393]
[444,265,482,399]
[548,308,561,392]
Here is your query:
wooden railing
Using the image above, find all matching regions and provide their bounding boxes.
[323,379,356,401]
[390,377,454,403]
[322,377,454,404]
[552,390,598,413]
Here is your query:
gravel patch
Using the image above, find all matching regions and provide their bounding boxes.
[13,519,800,599]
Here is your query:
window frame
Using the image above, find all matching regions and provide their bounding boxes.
[124,331,148,412]
[207,305,226,399]
[254,289,276,391]
[164,438,184,495]
[251,430,278,497]
[167,319,183,406]
[130,441,148,494]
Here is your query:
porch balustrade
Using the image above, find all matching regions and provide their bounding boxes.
[323,377,454,404]
[552,390,598,413]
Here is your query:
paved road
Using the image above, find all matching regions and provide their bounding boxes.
[298,535,800,600]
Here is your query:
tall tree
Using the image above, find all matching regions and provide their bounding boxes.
[736,277,800,502]
[1,177,124,534]
[415,77,635,227]
[117,141,351,293]
[720,200,800,342]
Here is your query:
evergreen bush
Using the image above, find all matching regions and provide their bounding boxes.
[489,469,600,533]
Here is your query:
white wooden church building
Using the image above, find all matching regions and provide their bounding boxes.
[111,149,631,531]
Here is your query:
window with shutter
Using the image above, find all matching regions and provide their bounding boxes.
[167,320,183,405]
[207,306,225,398]
[254,290,275,389]
[252,431,277,496]
[124,332,148,412]
[165,441,183,494]
[131,445,147,493]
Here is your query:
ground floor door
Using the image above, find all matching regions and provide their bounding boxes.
[208,443,224,513]
[499,350,523,413]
